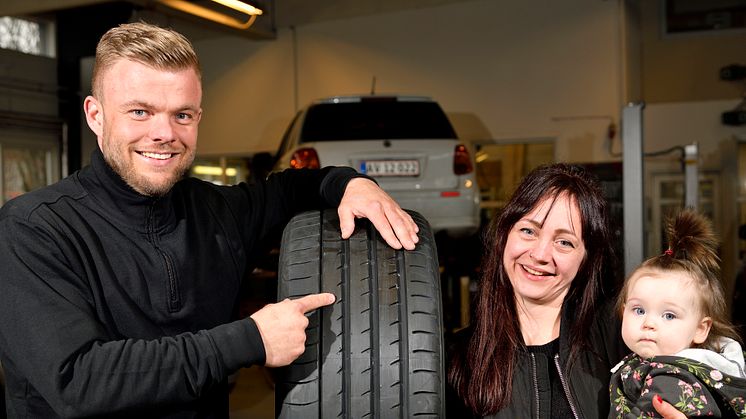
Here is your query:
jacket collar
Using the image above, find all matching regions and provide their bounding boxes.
[78,147,177,233]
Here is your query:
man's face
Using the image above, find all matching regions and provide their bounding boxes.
[84,59,202,196]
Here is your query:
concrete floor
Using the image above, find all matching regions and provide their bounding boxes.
[229,365,274,418]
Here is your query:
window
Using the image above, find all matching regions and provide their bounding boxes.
[649,172,719,256]
[300,101,457,142]
[0,16,55,57]
[473,141,555,220]
[663,0,746,35]
[0,139,60,205]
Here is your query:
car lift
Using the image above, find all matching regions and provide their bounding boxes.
[622,103,699,276]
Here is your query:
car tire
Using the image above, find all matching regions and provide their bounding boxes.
[1,360,5,419]
[274,209,445,418]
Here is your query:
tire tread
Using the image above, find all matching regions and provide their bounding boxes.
[275,209,444,418]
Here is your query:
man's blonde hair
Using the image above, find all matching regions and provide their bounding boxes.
[92,22,201,99]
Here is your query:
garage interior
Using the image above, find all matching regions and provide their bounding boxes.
[1,0,746,417]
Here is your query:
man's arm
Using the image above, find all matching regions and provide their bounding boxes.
[0,215,262,417]
[229,167,418,252]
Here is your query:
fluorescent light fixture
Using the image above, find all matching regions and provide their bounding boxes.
[157,0,263,30]
[193,165,237,177]
[212,0,263,16]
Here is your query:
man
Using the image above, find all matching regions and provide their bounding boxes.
[0,22,418,417]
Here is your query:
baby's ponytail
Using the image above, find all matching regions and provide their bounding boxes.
[663,209,720,278]
[662,209,739,350]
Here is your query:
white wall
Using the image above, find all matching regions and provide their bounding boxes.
[194,0,624,162]
[645,100,745,167]
[195,32,296,156]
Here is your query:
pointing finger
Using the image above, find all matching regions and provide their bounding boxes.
[294,293,336,314]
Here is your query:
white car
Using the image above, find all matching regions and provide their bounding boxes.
[274,95,480,237]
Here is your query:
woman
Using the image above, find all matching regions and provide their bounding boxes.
[447,163,686,418]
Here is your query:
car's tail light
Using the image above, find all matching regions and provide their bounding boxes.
[453,144,473,175]
[441,191,461,197]
[290,148,320,169]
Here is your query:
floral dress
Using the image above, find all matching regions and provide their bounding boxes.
[609,352,746,418]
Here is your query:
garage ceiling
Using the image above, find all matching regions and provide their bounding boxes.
[1,0,478,37]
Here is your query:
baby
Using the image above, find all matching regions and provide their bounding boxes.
[609,209,746,418]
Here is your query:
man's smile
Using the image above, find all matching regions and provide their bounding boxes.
[138,151,176,160]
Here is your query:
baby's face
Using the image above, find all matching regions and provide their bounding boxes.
[621,271,711,358]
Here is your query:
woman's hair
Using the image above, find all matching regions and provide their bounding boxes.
[616,209,739,351]
[448,163,615,415]
[92,22,201,99]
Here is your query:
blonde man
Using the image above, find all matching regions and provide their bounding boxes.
[0,22,418,417]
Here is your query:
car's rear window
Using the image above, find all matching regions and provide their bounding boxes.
[300,101,457,142]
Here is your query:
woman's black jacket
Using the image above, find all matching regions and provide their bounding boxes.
[446,300,627,418]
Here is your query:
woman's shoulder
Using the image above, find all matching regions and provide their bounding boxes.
[562,296,626,364]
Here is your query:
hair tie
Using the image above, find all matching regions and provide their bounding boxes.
[664,249,673,256]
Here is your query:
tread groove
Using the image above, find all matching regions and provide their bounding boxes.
[397,246,410,419]
[367,222,380,419]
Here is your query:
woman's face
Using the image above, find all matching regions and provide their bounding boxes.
[503,193,587,309]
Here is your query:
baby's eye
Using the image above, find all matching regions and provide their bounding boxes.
[663,312,677,321]
[632,307,645,316]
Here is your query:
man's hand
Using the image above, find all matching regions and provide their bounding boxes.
[337,178,419,250]
[250,293,335,367]
[653,394,686,419]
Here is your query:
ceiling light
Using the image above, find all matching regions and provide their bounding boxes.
[157,0,263,30]
[212,0,262,16]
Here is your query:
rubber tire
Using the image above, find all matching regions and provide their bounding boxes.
[274,209,445,418]
[0,361,5,419]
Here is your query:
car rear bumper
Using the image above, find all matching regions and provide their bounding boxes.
[388,191,480,237]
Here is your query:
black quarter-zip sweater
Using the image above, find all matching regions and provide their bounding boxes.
[0,149,363,418]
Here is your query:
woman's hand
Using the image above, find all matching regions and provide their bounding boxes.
[652,394,686,419]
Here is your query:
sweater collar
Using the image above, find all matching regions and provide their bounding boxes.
[80,147,177,233]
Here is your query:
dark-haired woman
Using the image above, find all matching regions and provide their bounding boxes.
[447,163,686,418]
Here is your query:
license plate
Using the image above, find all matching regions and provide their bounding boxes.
[361,159,420,177]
